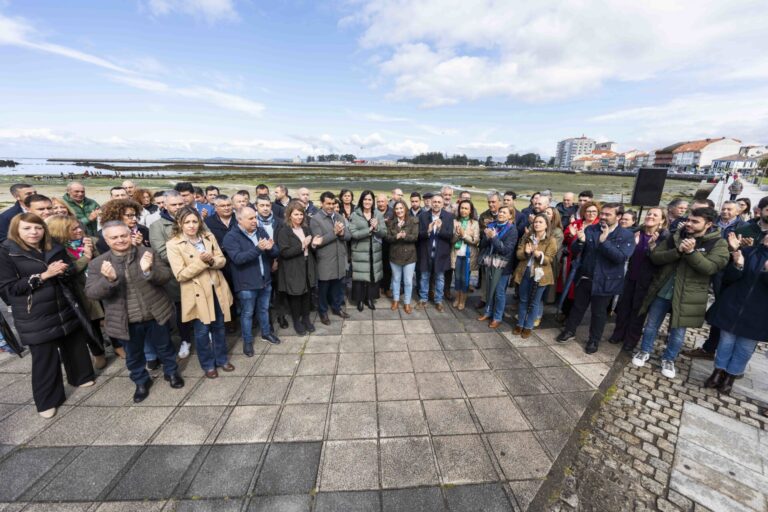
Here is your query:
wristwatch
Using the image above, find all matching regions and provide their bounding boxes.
[28,274,44,289]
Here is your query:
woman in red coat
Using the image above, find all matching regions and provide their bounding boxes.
[557,201,600,319]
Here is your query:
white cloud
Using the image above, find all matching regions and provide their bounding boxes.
[144,0,239,22]
[345,0,768,106]
[380,139,428,156]
[345,132,386,148]
[456,141,511,152]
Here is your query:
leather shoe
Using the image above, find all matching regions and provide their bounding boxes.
[521,328,532,338]
[585,341,599,354]
[488,320,501,329]
[164,373,185,389]
[391,301,399,311]
[220,362,236,372]
[133,379,152,403]
[205,369,219,379]
[704,368,726,389]
[404,304,412,314]
[332,309,350,319]
[435,303,444,312]
[556,331,575,343]
[243,342,255,357]
[319,314,330,325]
[302,316,315,333]
[278,315,289,329]
[293,320,307,336]
[357,301,364,312]
[608,337,622,345]
[512,325,523,335]
[262,333,282,345]
[718,372,736,395]
[365,299,376,310]
[477,315,491,321]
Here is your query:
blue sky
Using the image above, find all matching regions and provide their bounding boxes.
[1,0,766,159]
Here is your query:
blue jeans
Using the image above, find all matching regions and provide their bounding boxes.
[454,256,470,292]
[419,262,445,303]
[484,273,510,322]
[193,293,228,372]
[238,286,272,342]
[639,297,687,361]
[143,337,158,362]
[120,320,178,385]
[715,330,758,376]
[318,279,344,315]
[517,268,546,329]
[390,262,415,304]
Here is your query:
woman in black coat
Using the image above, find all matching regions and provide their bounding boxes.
[0,213,95,418]
[276,201,319,335]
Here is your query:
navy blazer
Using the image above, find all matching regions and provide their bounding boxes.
[479,221,519,275]
[205,214,237,247]
[222,224,280,292]
[416,209,454,273]
[572,224,636,296]
[0,202,23,243]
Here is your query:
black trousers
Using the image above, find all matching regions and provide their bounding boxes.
[87,319,106,356]
[28,327,95,412]
[609,278,649,350]
[287,293,311,322]
[564,279,612,345]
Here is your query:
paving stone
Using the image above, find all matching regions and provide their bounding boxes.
[376,373,419,401]
[95,501,166,511]
[469,332,511,349]
[373,320,404,335]
[514,394,575,431]
[264,338,305,355]
[173,499,243,511]
[438,333,476,350]
[433,435,498,485]
[496,369,550,396]
[518,346,567,367]
[456,371,507,397]
[415,372,462,399]
[558,390,596,417]
[152,406,226,445]
[549,342,603,365]
[0,405,72,445]
[375,351,413,373]
[380,436,438,488]
[303,337,341,354]
[333,374,376,402]
[382,487,446,511]
[401,320,434,334]
[341,321,374,335]
[340,335,374,353]
[337,353,375,374]
[373,334,408,352]
[0,377,34,404]
[184,377,244,406]
[536,366,594,392]
[482,349,530,370]
[248,494,311,511]
[378,400,429,437]
[320,440,379,491]
[536,429,571,460]
[423,399,477,435]
[285,375,333,404]
[405,334,442,351]
[296,354,338,375]
[508,480,544,511]
[30,406,119,446]
[0,447,71,501]
[444,483,514,512]
[373,308,402,321]
[309,319,343,336]
[488,432,551,480]
[445,350,490,371]
[254,355,300,376]
[108,445,199,500]
[328,402,377,440]
[254,442,322,495]
[272,404,328,442]
[410,351,450,373]
[471,396,530,432]
[314,491,380,512]
[573,362,611,387]
[23,503,92,512]
[186,443,263,498]
[431,318,465,334]
[223,354,259,376]
[239,377,291,405]
[81,377,133,406]
[92,406,173,445]
[216,405,279,443]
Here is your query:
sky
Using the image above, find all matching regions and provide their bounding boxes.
[1,0,767,160]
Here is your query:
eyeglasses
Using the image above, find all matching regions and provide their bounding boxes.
[124,213,138,218]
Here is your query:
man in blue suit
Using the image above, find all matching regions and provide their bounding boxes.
[557,203,636,353]
[416,195,454,311]
[0,183,36,242]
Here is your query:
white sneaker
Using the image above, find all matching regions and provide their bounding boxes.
[178,341,191,359]
[632,351,650,367]
[39,407,57,419]
[661,359,676,379]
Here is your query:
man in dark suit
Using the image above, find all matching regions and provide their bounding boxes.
[0,183,36,242]
[416,195,454,312]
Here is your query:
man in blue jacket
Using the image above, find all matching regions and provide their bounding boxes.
[557,203,636,353]
[222,202,281,354]
[0,183,35,242]
[416,195,454,311]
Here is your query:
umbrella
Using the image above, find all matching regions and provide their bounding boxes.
[557,256,581,314]
[0,311,24,358]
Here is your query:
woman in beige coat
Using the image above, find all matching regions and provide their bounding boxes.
[451,199,480,310]
[167,206,234,378]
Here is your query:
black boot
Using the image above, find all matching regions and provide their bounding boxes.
[718,372,736,395]
[293,320,307,336]
[278,315,289,329]
[365,299,376,310]
[302,315,315,333]
[704,368,726,389]
[357,301,364,312]
[133,379,152,403]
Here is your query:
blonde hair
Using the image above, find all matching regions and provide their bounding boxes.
[50,197,75,217]
[46,215,81,245]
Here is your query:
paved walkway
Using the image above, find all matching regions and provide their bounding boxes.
[708,175,766,209]
[0,298,622,511]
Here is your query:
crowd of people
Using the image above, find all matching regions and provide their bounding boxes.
[0,178,765,418]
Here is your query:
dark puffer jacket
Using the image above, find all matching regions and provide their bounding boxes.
[640,229,729,328]
[0,240,80,345]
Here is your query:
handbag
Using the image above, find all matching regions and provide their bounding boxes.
[57,280,104,350]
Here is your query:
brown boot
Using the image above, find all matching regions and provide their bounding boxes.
[457,292,466,311]
[391,301,399,311]
[477,314,491,321]
[404,303,413,314]
[452,294,460,308]
[92,354,107,370]
[704,368,726,389]
[489,320,501,329]
[512,325,522,335]
[521,328,532,339]
[718,373,736,395]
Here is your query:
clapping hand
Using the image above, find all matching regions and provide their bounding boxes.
[199,251,214,264]
[396,230,406,239]
[484,227,496,239]
[303,235,312,249]
[679,238,696,254]
[42,260,69,281]
[524,241,533,255]
[577,227,586,242]
[598,223,610,243]
[732,249,745,268]
[369,218,378,231]
[82,237,93,259]
[131,230,144,247]
[139,251,153,273]
[312,235,323,247]
[727,232,741,252]
[100,261,117,282]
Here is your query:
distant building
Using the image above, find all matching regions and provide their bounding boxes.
[555,136,595,168]
[652,137,742,173]
[711,154,760,174]
[595,141,618,152]
[738,145,768,158]
[617,150,648,170]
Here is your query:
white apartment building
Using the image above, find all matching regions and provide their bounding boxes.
[670,137,742,172]
[555,137,595,167]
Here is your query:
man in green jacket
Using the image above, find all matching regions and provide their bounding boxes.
[62,182,100,235]
[631,207,729,379]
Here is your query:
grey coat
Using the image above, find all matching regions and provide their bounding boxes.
[148,214,181,302]
[310,211,351,281]
[84,246,175,341]
[349,209,387,283]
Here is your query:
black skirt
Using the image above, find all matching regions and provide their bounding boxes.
[351,280,380,302]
